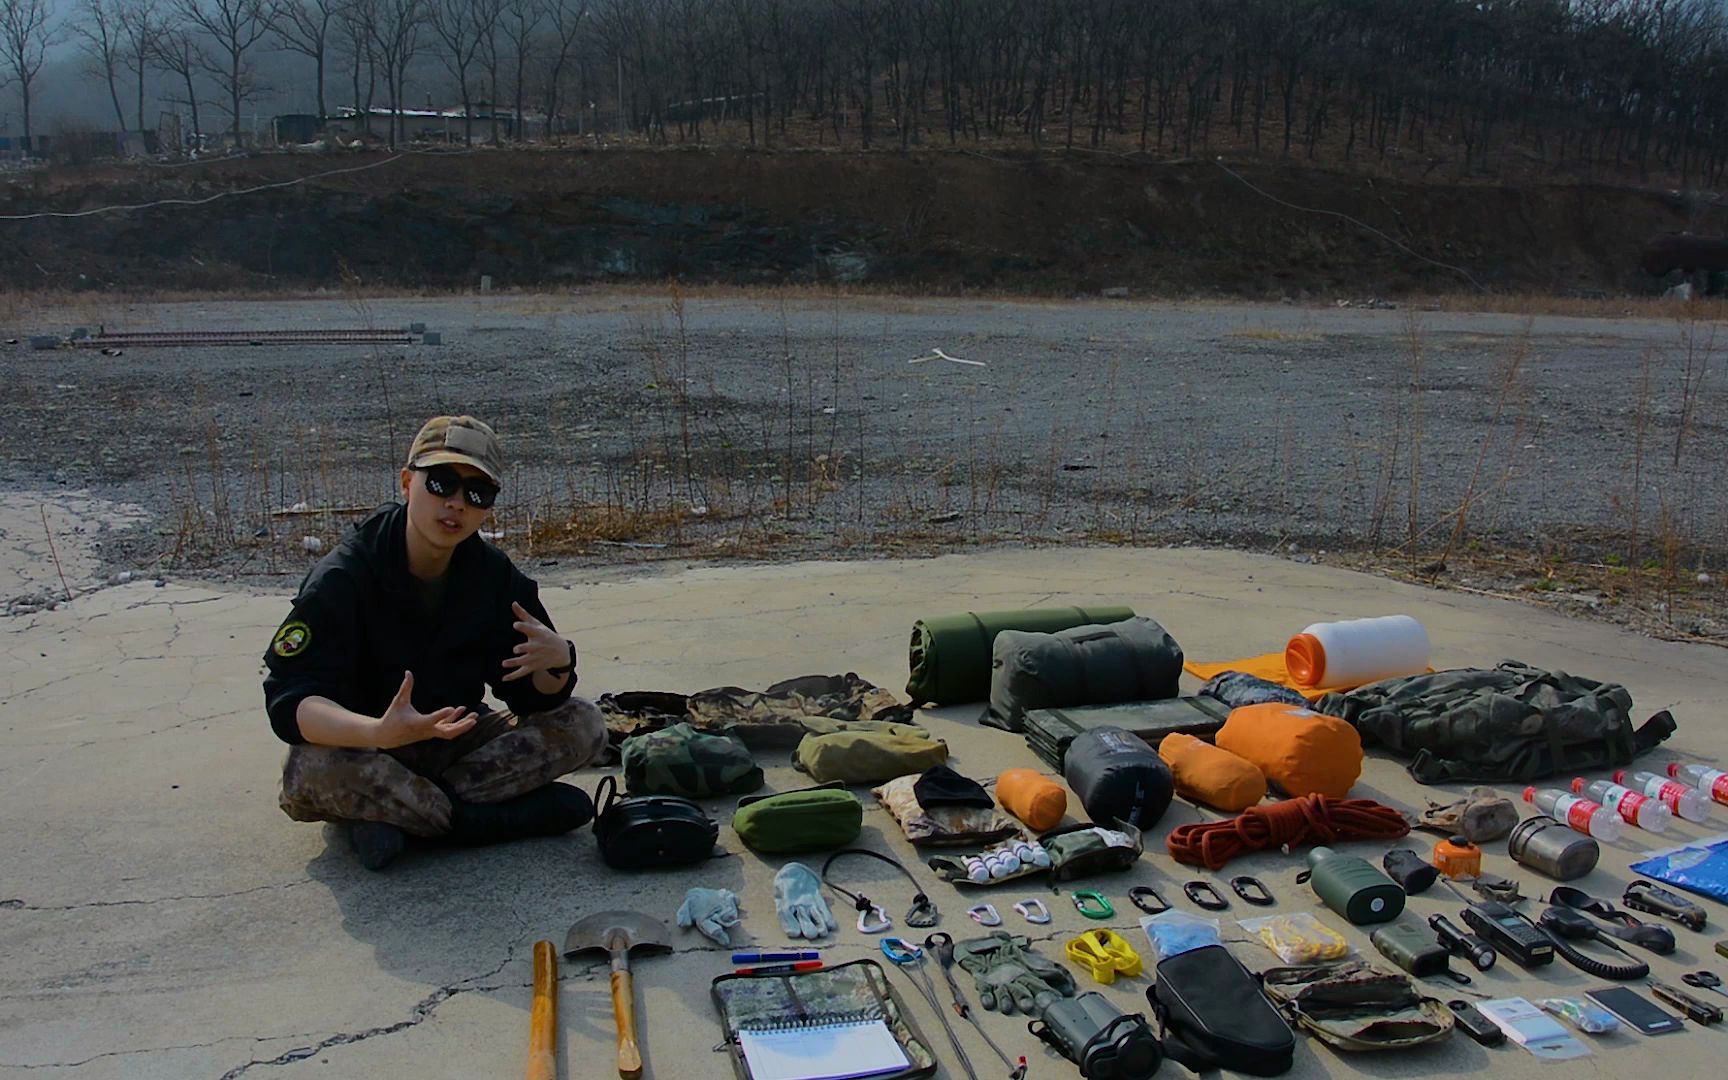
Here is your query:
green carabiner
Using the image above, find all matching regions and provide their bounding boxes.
[1072,890,1114,919]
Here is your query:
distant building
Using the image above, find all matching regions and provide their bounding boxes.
[323,105,547,142]
[272,114,325,145]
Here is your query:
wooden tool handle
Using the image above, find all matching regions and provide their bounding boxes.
[527,940,557,1080]
[611,968,642,1079]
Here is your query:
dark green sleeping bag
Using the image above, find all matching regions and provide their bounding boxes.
[987,617,1184,732]
[905,605,1136,706]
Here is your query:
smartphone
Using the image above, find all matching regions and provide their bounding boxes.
[1586,987,1685,1035]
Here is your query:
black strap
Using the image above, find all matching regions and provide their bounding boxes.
[821,848,937,926]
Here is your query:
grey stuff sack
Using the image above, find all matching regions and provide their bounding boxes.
[1062,726,1175,829]
[986,616,1183,732]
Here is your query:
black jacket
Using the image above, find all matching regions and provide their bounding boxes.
[262,502,573,744]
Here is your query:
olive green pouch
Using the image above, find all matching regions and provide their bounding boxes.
[732,782,865,853]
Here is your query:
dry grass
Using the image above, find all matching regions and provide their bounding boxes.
[1420,292,1728,321]
[1225,327,1324,342]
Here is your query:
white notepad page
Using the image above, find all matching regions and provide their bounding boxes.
[738,1017,910,1080]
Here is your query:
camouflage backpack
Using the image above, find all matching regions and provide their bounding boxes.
[621,723,765,799]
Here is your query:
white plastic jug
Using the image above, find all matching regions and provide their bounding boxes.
[1284,615,1429,688]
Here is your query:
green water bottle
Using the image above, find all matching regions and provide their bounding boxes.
[1304,846,1405,924]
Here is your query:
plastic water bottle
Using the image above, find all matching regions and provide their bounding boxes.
[1523,786,1625,842]
[1571,778,1671,832]
[1613,769,1714,822]
[1667,761,1728,807]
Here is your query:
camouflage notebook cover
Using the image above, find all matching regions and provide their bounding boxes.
[711,959,937,1080]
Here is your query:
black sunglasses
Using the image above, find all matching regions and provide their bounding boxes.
[418,465,499,509]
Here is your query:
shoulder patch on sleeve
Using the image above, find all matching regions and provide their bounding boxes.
[271,620,312,658]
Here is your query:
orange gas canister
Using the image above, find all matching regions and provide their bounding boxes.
[1432,835,1482,879]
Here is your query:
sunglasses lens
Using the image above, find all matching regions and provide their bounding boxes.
[423,468,458,497]
[464,483,498,509]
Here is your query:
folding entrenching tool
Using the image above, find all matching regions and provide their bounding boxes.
[563,911,672,1080]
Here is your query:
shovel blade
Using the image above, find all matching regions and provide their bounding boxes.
[562,910,673,961]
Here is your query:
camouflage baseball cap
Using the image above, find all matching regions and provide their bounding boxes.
[405,416,503,482]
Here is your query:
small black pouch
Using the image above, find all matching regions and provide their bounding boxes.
[1381,849,1439,895]
[592,774,718,869]
[1149,944,1295,1076]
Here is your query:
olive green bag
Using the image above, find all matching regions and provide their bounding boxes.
[793,717,949,785]
[732,783,865,853]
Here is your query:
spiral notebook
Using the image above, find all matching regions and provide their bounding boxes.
[737,1015,909,1080]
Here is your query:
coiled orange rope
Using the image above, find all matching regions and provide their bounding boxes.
[1167,795,1411,870]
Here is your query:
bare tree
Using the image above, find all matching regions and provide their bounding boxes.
[535,0,584,139]
[269,0,339,117]
[149,22,204,141]
[173,0,274,144]
[427,0,496,143]
[498,0,543,140]
[333,0,378,138]
[71,0,130,130]
[368,0,423,146]
[0,0,56,141]
[119,0,161,132]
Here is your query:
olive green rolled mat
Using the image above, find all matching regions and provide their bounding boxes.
[904,605,1135,706]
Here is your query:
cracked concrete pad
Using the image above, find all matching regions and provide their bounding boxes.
[0,491,146,608]
[2,547,1726,1079]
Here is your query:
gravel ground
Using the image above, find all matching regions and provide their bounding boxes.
[2,292,1723,631]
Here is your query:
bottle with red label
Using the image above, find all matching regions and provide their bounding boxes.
[1523,786,1625,841]
[1570,778,1671,832]
[1613,769,1714,822]
[1667,761,1728,807]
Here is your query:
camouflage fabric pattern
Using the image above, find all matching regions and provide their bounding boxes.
[1260,959,1453,1051]
[277,698,607,836]
[620,722,764,798]
[713,960,935,1071]
[599,673,910,749]
[871,774,1019,847]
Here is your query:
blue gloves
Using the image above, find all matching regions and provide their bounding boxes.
[676,887,742,945]
[773,863,837,940]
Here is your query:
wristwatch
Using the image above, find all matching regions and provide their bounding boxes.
[546,639,577,679]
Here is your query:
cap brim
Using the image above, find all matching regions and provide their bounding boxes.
[410,451,500,483]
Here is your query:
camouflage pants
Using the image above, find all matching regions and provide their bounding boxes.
[278,698,608,837]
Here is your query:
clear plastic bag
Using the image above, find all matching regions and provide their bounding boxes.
[1139,909,1221,960]
[1536,998,1620,1034]
[1238,912,1351,964]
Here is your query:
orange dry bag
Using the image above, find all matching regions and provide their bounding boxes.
[1215,702,1362,799]
[1157,733,1266,812]
[996,767,1068,831]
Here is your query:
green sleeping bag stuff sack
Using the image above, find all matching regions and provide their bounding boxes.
[986,617,1184,733]
[905,606,1136,707]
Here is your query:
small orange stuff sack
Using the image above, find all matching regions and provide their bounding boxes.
[996,767,1067,831]
[1157,733,1266,812]
[1215,702,1363,799]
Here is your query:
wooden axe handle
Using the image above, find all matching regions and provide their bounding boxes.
[612,967,642,1079]
[527,940,557,1080]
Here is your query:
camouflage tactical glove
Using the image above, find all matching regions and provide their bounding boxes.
[953,932,1076,1015]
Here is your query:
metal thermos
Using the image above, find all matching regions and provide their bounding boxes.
[1304,846,1405,924]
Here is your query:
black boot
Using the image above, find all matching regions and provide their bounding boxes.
[350,821,408,871]
[440,783,595,847]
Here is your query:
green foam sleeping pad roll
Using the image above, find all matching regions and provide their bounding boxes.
[905,606,1136,706]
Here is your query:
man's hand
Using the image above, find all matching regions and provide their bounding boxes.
[501,601,574,683]
[377,670,475,748]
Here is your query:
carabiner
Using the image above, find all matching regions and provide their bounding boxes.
[968,903,1003,927]
[1013,898,1052,924]
[1184,881,1229,911]
[1128,886,1170,915]
[1230,876,1275,906]
[879,936,922,965]
[1073,890,1114,919]
[857,903,893,934]
[906,893,940,928]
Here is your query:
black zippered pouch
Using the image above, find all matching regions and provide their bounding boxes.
[1148,945,1294,1075]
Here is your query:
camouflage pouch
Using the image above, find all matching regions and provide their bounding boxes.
[1041,821,1143,881]
[793,718,949,785]
[621,723,765,799]
[1259,959,1454,1051]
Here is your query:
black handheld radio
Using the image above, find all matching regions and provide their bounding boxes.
[1461,900,1554,967]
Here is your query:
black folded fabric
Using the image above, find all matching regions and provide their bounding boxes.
[913,764,994,809]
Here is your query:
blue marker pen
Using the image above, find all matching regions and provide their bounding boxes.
[730,950,822,964]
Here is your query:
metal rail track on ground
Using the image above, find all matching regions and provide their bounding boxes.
[70,329,417,347]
